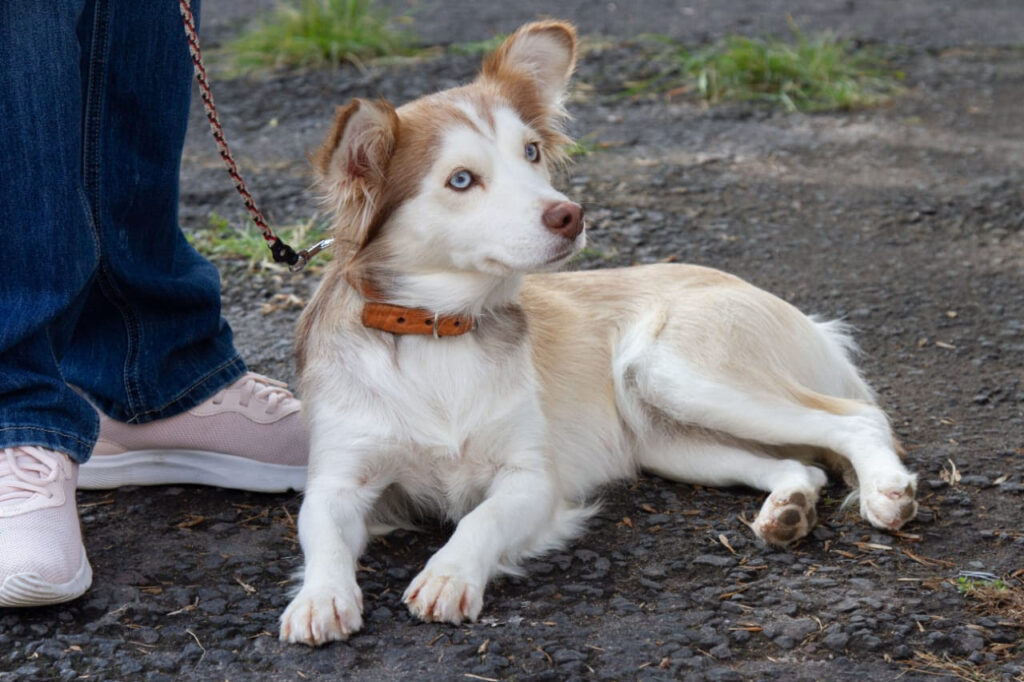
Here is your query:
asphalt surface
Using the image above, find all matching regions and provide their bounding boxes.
[1,2,1022,680]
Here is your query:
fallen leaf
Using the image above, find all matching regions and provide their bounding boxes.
[901,547,956,568]
[176,514,207,529]
[235,575,257,595]
[260,292,306,315]
[939,458,961,486]
[167,597,200,616]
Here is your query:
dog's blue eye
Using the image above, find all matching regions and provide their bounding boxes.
[525,142,540,163]
[447,170,474,191]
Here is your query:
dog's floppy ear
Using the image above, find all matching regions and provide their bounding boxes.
[482,21,577,106]
[312,98,399,247]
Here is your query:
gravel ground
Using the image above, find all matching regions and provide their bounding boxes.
[3,2,1023,680]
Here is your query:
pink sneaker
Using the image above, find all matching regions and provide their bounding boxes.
[79,373,308,492]
[0,447,93,607]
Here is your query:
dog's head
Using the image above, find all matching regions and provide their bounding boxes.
[313,21,584,303]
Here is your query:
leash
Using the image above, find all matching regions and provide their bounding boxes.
[177,0,333,272]
[177,1,472,336]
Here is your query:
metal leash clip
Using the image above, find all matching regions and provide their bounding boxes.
[289,238,335,272]
[179,0,335,278]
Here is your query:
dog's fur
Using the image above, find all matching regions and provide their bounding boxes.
[280,21,918,646]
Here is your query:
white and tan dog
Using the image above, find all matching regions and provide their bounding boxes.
[280,21,918,646]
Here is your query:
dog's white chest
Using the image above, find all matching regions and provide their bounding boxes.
[378,335,544,509]
[387,332,533,439]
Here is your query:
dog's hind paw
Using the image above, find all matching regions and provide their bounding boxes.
[861,475,918,531]
[404,567,483,625]
[280,584,363,647]
[752,489,818,547]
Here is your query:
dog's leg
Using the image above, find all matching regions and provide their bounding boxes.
[624,348,917,532]
[403,464,560,624]
[279,466,389,646]
[641,436,827,546]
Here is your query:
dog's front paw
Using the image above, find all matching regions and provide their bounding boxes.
[403,567,483,625]
[752,488,818,546]
[861,474,917,530]
[280,584,363,646]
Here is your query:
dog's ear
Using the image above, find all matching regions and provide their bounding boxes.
[313,98,399,246]
[482,21,577,106]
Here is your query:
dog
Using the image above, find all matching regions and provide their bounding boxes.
[280,21,918,646]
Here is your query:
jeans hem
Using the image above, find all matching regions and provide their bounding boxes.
[96,354,247,424]
[0,425,98,464]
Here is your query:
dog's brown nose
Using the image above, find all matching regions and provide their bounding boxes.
[543,201,584,240]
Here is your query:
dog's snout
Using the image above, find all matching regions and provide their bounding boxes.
[542,201,584,240]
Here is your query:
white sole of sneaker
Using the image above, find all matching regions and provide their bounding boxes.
[0,551,92,608]
[77,450,306,492]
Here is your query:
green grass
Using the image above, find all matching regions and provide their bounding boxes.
[227,0,412,69]
[956,575,1009,596]
[572,244,619,263]
[565,134,602,158]
[188,213,332,270]
[633,22,903,112]
[447,34,507,56]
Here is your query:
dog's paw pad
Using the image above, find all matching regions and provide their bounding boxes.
[752,489,818,547]
[280,586,363,647]
[861,476,918,530]
[403,569,483,625]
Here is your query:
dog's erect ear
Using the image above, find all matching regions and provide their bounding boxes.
[482,21,577,105]
[312,98,399,240]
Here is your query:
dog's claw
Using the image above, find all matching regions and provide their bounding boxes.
[861,475,918,530]
[404,568,483,625]
[280,585,363,646]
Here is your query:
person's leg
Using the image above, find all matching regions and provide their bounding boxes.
[1,0,302,609]
[59,0,247,423]
[62,0,307,491]
[0,0,97,607]
[0,0,100,462]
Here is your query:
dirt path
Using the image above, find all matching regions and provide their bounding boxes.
[2,2,1021,680]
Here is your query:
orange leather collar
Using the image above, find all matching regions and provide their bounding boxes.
[361,302,475,337]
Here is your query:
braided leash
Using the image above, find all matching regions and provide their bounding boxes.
[178,0,333,271]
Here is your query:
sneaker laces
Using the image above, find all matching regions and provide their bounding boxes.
[0,447,61,505]
[213,373,298,415]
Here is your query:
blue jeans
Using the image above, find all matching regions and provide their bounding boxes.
[0,0,245,463]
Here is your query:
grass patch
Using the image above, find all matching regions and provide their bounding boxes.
[227,0,412,69]
[448,34,507,56]
[566,134,601,158]
[631,21,903,112]
[188,213,332,270]
[956,574,1024,626]
[565,133,625,158]
[903,651,1004,682]
[921,572,1024,678]
[571,244,619,263]
[956,575,1009,596]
